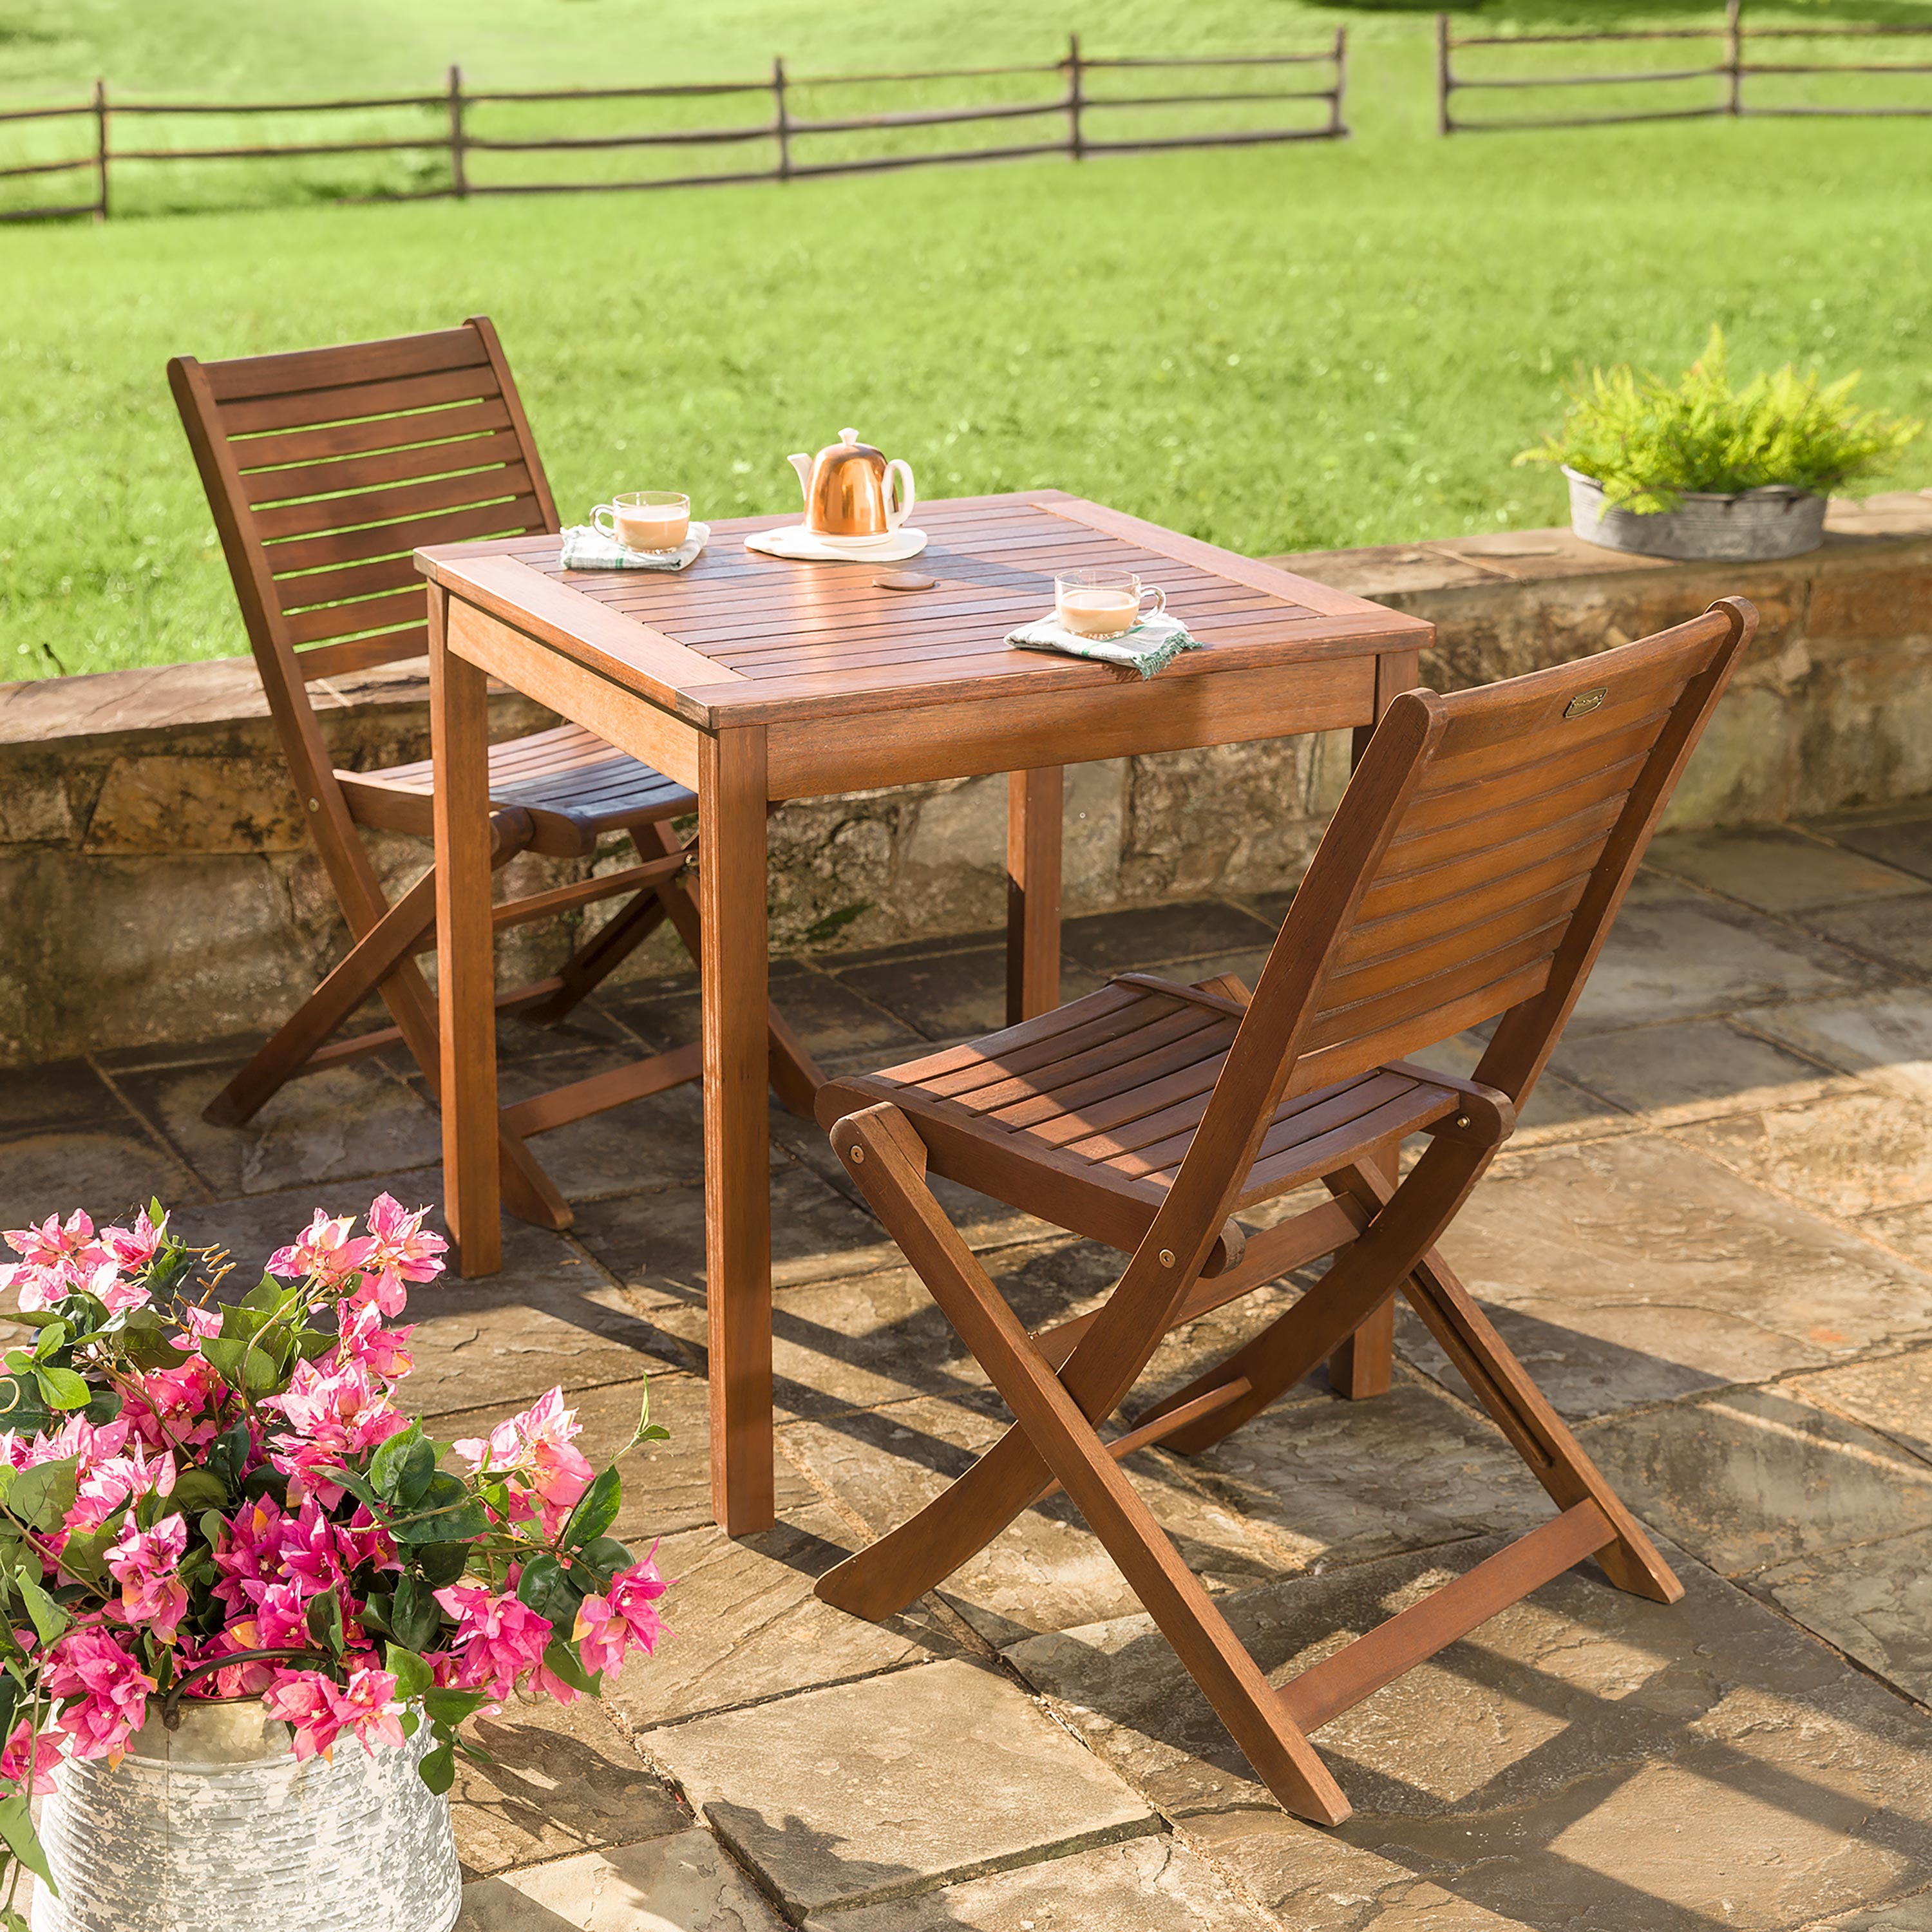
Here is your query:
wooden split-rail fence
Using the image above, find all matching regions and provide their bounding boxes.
[0,33,1349,223]
[1437,0,1932,133]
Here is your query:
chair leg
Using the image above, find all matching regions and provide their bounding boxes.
[515,890,670,1028]
[820,1103,1352,1826]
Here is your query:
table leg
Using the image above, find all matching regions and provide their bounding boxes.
[430,585,501,1278]
[701,727,775,1535]
[1329,646,1421,1397]
[1006,766,1064,1025]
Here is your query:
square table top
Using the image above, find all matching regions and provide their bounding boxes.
[417,489,1432,734]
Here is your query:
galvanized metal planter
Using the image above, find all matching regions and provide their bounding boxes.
[1565,466,1827,562]
[31,1700,460,1932]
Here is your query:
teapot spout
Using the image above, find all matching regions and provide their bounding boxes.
[786,451,812,502]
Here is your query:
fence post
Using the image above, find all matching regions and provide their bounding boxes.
[91,77,108,220]
[773,57,791,181]
[448,65,468,198]
[1066,32,1084,160]
[1331,27,1349,137]
[1723,0,1743,115]
[1435,14,1453,136]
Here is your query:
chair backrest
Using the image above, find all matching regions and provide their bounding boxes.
[1153,598,1756,1267]
[170,318,556,690]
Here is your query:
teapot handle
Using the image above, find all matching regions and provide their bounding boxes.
[882,459,916,533]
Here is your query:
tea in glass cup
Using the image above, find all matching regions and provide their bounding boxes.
[1054,569,1165,639]
[594,491,690,553]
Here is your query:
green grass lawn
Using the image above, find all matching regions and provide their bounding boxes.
[3,0,1931,679]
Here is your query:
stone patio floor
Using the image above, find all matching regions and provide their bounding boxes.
[10,800,1932,1930]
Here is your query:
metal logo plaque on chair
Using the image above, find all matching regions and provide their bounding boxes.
[32,1701,460,1932]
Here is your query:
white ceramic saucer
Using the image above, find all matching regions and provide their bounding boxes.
[744,525,928,563]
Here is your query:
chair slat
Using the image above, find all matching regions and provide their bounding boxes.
[233,397,515,471]
[243,428,529,507]
[253,462,535,543]
[218,363,505,437]
[1329,873,1592,995]
[1384,753,1645,874]
[204,327,489,403]
[260,497,547,576]
[274,552,424,613]
[286,589,428,648]
[297,628,431,681]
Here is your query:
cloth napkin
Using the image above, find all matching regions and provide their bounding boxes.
[558,520,710,573]
[1006,608,1202,679]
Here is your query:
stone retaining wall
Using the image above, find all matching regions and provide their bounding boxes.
[4,494,1930,1066]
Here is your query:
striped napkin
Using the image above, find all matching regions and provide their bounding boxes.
[1006,608,1202,679]
[558,520,710,573]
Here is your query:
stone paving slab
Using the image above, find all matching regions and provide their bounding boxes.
[448,1693,690,1878]
[454,1830,786,1931]
[1394,1133,1932,1420]
[1550,1016,1856,1128]
[1577,1382,1932,1577]
[1645,826,1930,915]
[1757,1526,1932,1708]
[601,1504,961,1732]
[803,1833,1278,1931]
[0,1123,196,1229]
[647,1659,1158,1918]
[1007,1539,1932,1929]
[1786,1347,1932,1462]
[1754,990,1932,1110]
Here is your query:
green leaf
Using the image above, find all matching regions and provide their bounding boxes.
[540,1635,600,1698]
[384,1642,434,1701]
[58,1521,118,1586]
[169,1468,229,1516]
[618,1378,670,1457]
[33,1366,90,1412]
[2,1903,31,1931]
[415,1539,471,1589]
[370,1423,436,1509]
[0,1671,20,1741]
[391,1473,487,1546]
[200,1335,248,1385]
[29,1323,69,1363]
[209,1417,252,1492]
[422,1686,489,1728]
[516,1553,584,1631]
[577,1537,635,1591]
[391,1573,443,1653]
[559,1468,621,1553]
[305,1588,345,1656]
[82,1387,124,1428]
[417,1737,456,1795]
[6,1458,77,1534]
[0,1792,55,1892]
[241,1346,281,1396]
[14,1564,68,1645]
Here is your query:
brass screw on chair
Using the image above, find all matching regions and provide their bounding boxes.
[849,1146,866,1164]
[1159,1248,1176,1267]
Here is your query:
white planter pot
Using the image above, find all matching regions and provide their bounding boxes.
[1564,466,1827,561]
[31,1699,460,1932]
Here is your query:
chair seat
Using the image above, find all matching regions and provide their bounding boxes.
[339,721,697,858]
[816,974,1463,1258]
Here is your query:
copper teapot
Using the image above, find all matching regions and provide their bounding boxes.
[786,428,915,538]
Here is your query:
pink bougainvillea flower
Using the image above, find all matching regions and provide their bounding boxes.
[104,1511,189,1642]
[169,1301,223,1349]
[354,1195,446,1318]
[433,1583,557,1701]
[210,1493,285,1612]
[44,1627,156,1761]
[267,1210,374,1288]
[230,1577,316,1656]
[332,1298,415,1382]
[263,1357,408,1504]
[0,1209,120,1311]
[64,1434,175,1537]
[573,1553,669,1678]
[454,1387,593,1535]
[328,1665,407,1756]
[122,1355,225,1452]
[0,1719,64,1797]
[262,1667,343,1761]
[102,1206,168,1273]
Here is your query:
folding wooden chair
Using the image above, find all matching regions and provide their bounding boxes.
[811,600,1757,1824]
[169,318,822,1231]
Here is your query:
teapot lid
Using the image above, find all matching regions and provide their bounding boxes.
[819,427,882,464]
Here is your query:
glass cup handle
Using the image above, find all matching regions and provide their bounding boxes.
[1139,586,1167,621]
[592,505,618,537]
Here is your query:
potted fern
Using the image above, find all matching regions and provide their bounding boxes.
[1517,327,1922,562]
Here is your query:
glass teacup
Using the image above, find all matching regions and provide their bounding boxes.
[594,491,690,553]
[1055,569,1165,640]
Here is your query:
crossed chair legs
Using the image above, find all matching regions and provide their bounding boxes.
[204,816,821,1229]
[813,1097,1681,1826]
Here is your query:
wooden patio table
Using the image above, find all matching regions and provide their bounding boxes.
[419,489,1433,1535]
